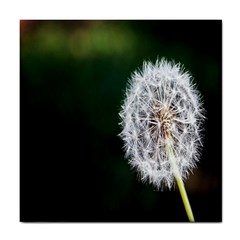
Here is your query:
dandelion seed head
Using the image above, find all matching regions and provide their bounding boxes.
[119,58,205,190]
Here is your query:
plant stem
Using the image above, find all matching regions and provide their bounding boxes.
[175,176,195,222]
[165,137,195,222]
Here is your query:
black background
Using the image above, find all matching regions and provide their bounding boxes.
[20,20,222,222]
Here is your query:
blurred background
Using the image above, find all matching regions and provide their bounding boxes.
[20,20,222,222]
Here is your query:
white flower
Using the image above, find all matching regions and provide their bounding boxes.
[119,58,205,190]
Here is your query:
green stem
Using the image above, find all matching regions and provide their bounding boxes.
[175,176,195,222]
[165,137,195,222]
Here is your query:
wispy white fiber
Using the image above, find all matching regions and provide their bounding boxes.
[119,58,205,190]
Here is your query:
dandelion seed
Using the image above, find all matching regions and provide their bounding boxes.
[119,58,205,221]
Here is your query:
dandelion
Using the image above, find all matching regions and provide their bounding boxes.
[119,58,205,221]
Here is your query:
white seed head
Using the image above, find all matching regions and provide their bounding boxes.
[119,58,205,190]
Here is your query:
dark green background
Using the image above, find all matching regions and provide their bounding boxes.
[20,20,222,222]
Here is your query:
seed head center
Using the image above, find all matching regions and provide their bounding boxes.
[156,106,174,138]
